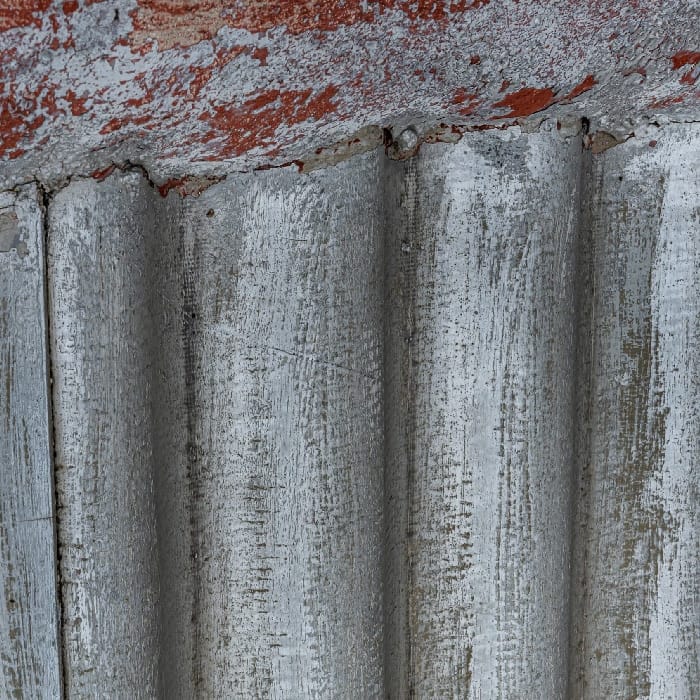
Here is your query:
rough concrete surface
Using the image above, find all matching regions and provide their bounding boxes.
[0,0,698,188]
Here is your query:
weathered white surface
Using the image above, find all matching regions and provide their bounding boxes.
[383,131,581,698]
[49,176,167,697]
[0,186,61,698]
[48,155,385,697]
[571,125,700,699]
[176,157,385,697]
[2,123,698,698]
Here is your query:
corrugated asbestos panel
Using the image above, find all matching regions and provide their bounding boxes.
[0,186,62,697]
[48,158,385,698]
[382,131,581,698]
[1,123,698,698]
[571,127,700,699]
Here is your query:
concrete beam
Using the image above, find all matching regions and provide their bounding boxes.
[0,1,698,187]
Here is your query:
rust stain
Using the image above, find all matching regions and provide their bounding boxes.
[199,84,340,158]
[39,80,59,116]
[563,74,597,101]
[671,50,700,70]
[100,114,153,135]
[157,174,223,197]
[124,95,152,109]
[0,90,46,159]
[90,164,116,180]
[452,88,480,116]
[492,86,555,118]
[0,1,51,32]
[128,0,488,51]
[670,50,699,86]
[65,89,89,116]
[648,94,685,109]
[251,46,268,65]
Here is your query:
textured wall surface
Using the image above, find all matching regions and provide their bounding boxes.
[571,126,700,699]
[382,132,582,698]
[1,122,698,698]
[0,185,61,698]
[0,0,698,187]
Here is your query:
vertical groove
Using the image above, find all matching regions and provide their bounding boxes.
[565,142,590,700]
[382,153,419,699]
[402,157,418,700]
[180,224,202,693]
[39,183,67,700]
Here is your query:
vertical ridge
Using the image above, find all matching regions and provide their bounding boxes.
[48,172,163,697]
[0,184,62,698]
[176,153,386,697]
[381,152,418,699]
[566,139,593,700]
[569,122,700,699]
[383,128,582,698]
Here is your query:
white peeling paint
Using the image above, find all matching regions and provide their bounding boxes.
[383,131,581,697]
[0,0,697,187]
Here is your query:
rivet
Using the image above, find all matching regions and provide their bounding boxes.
[396,127,419,153]
[387,126,420,160]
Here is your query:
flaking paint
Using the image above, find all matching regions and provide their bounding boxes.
[0,0,697,187]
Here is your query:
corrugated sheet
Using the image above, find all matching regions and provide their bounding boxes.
[1,123,699,698]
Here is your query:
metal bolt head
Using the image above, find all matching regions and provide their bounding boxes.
[397,127,419,152]
[387,126,420,160]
